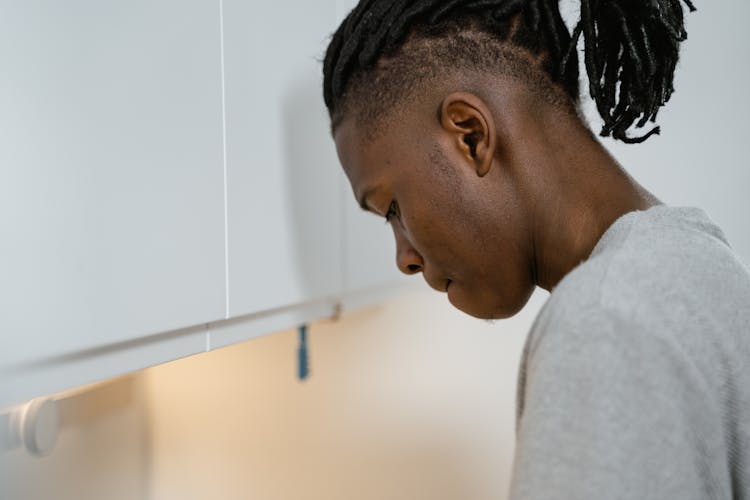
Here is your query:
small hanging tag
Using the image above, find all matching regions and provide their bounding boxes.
[297,324,310,381]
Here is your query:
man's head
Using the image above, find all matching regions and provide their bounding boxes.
[324,0,695,318]
[325,6,581,140]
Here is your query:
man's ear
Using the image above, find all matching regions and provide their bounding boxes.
[439,92,497,177]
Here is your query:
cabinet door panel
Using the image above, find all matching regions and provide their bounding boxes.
[0,1,225,368]
[223,0,343,317]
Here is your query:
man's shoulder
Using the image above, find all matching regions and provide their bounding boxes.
[550,205,747,319]
[526,206,749,353]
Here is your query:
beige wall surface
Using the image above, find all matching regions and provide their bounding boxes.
[0,376,151,500]
[0,288,545,500]
[145,289,545,500]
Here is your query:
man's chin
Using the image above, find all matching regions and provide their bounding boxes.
[446,289,494,319]
[448,286,530,320]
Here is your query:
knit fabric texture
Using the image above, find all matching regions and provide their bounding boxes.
[511,205,750,500]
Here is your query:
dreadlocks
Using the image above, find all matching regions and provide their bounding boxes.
[323,0,696,144]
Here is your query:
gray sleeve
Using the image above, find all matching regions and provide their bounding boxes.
[509,306,726,500]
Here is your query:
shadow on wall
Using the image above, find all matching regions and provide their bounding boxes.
[282,74,345,299]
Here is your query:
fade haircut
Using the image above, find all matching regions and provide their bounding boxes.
[323,0,696,144]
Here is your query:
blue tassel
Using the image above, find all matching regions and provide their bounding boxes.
[298,324,309,381]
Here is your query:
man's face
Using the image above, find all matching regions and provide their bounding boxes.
[334,111,535,320]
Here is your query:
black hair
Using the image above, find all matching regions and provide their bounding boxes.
[323,0,696,144]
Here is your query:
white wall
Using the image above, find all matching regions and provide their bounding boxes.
[567,0,750,264]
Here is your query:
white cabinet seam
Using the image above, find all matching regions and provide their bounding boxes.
[219,0,230,319]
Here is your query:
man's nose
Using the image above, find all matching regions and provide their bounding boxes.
[393,225,423,275]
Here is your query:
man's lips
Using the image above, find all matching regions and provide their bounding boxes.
[423,274,451,293]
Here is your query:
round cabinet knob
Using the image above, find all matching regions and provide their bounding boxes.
[21,398,59,457]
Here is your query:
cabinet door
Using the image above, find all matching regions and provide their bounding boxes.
[223,0,343,318]
[0,1,225,370]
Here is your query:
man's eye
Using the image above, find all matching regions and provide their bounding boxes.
[385,201,398,223]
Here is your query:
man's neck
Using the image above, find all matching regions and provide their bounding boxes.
[529,132,661,291]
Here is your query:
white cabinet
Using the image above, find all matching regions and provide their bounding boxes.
[0,1,226,404]
[221,0,343,319]
[0,0,408,409]
[206,0,410,350]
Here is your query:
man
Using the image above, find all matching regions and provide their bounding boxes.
[323,1,750,498]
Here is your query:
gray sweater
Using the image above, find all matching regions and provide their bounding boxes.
[510,205,750,500]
